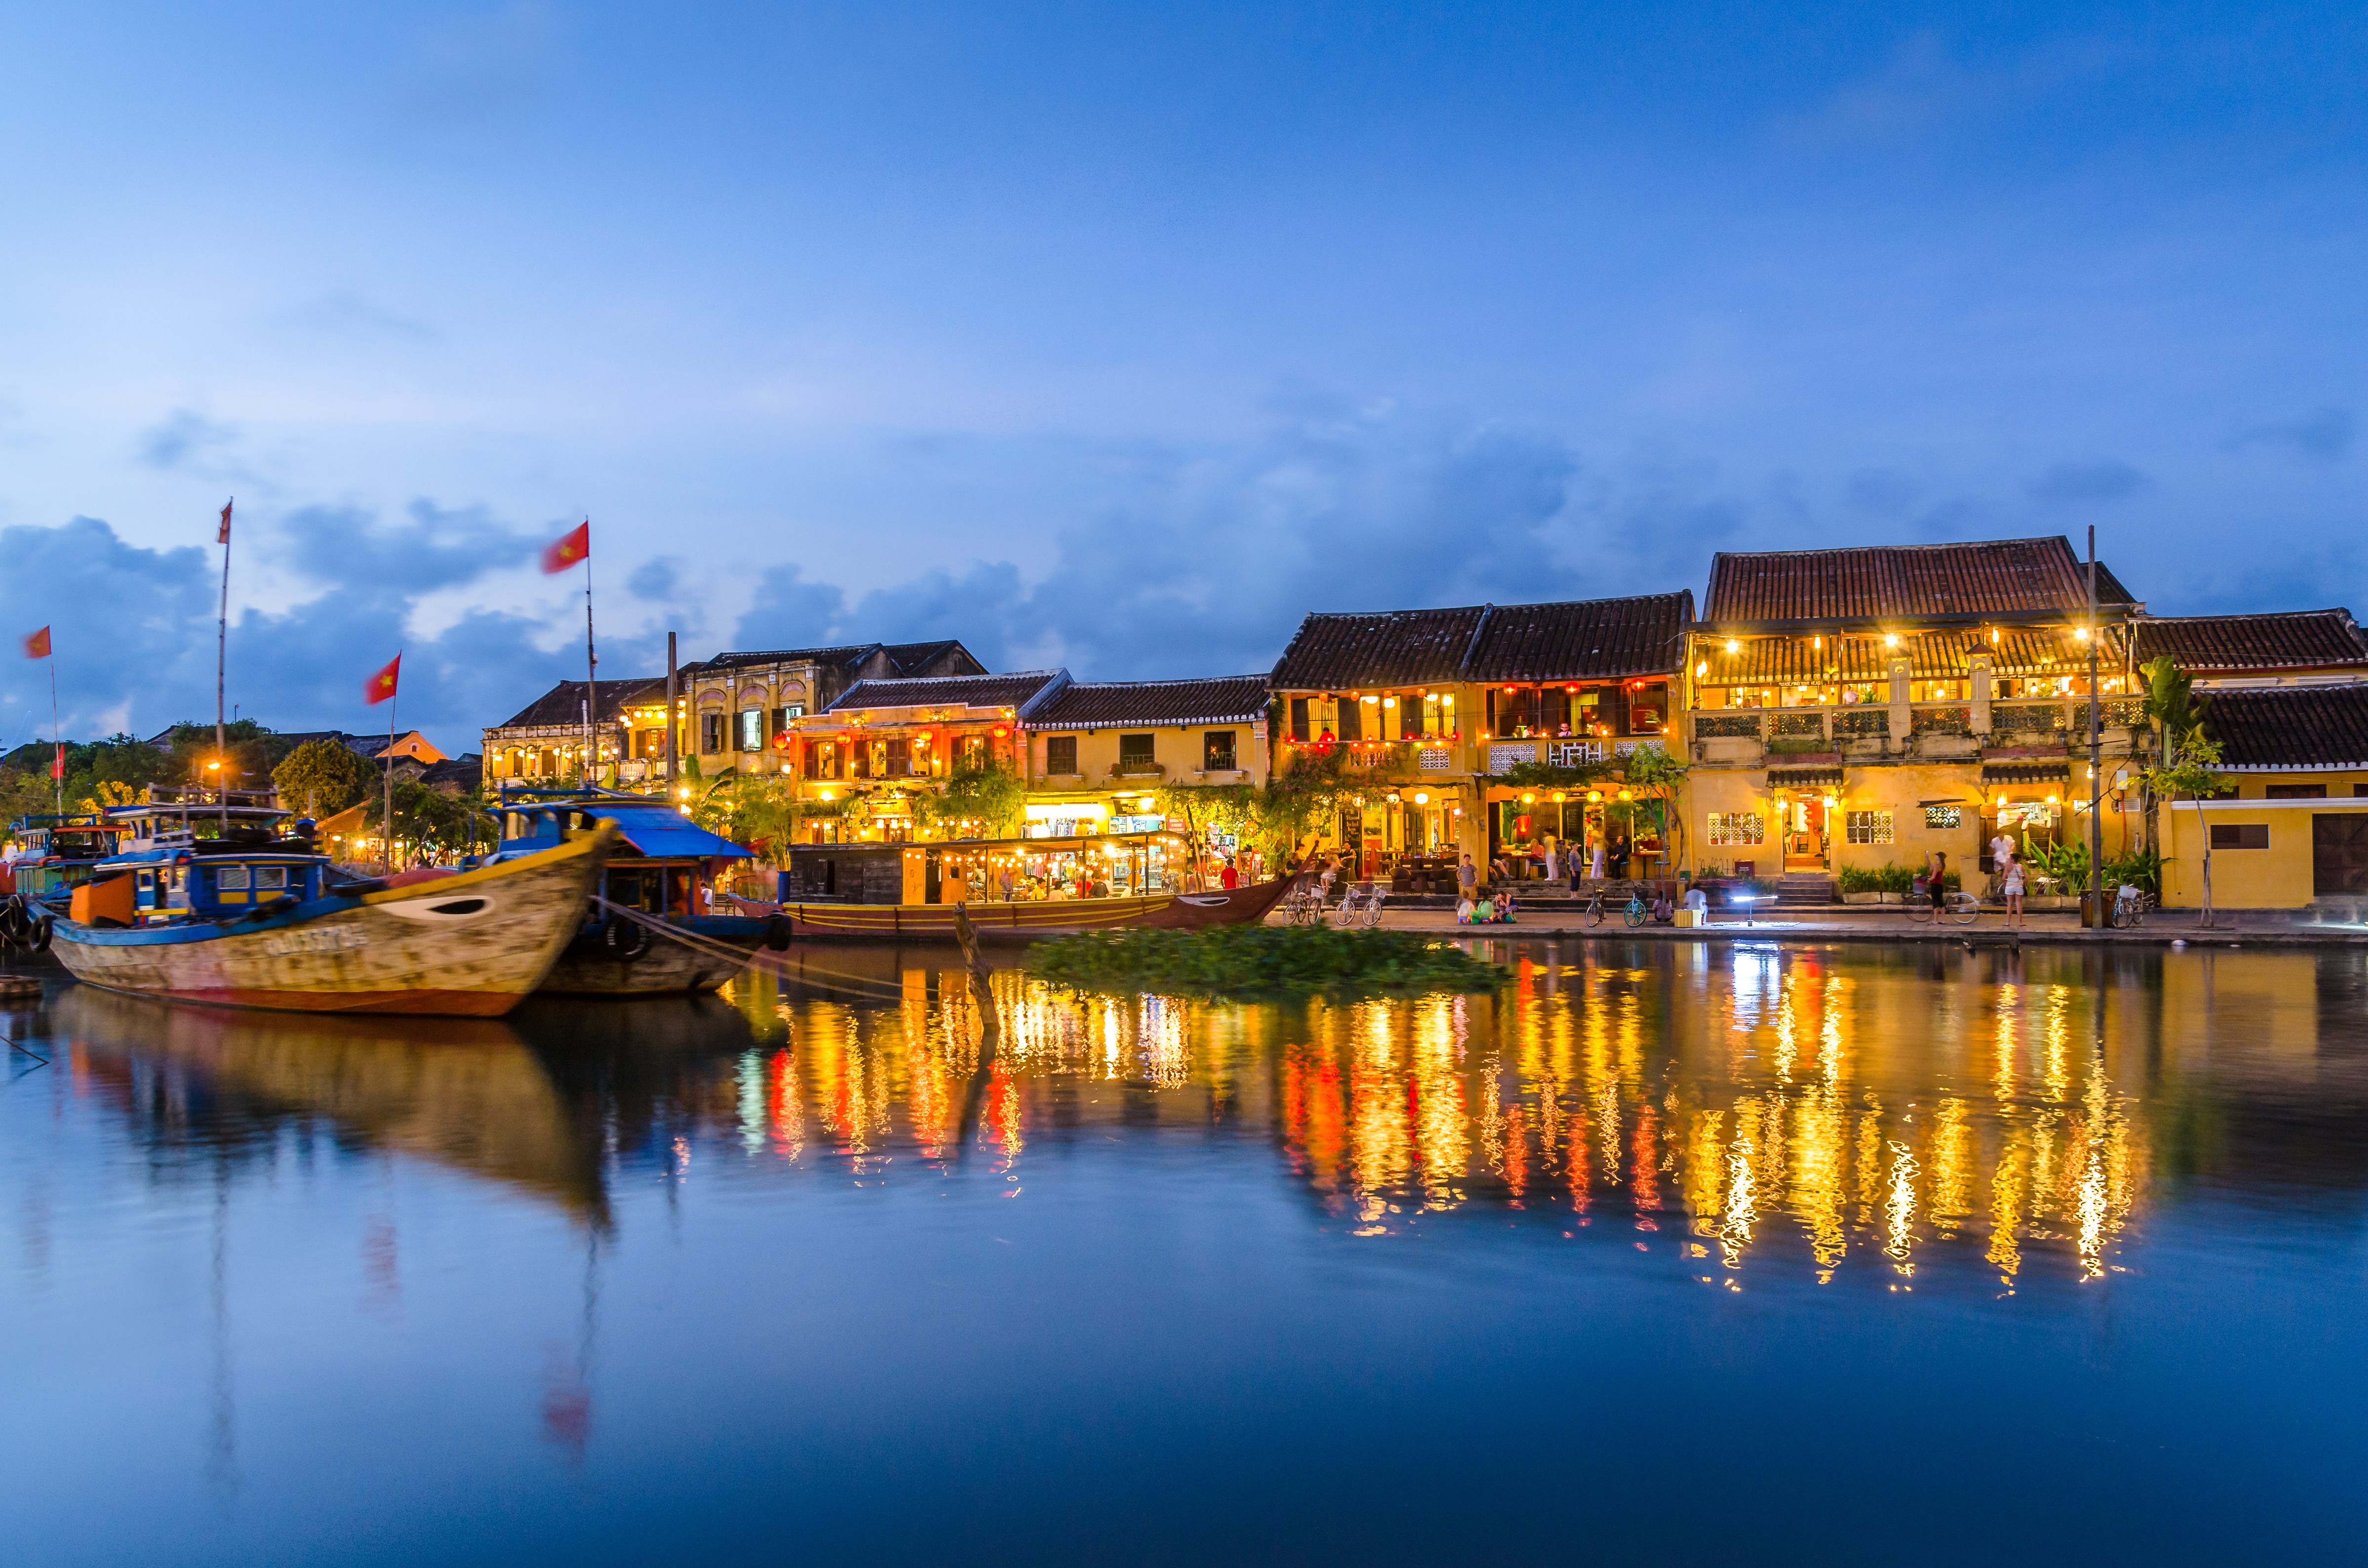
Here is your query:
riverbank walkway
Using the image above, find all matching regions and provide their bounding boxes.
[1324,903,2368,947]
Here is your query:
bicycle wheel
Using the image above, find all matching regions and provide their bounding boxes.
[1624,899,1646,927]
[1946,893,1980,925]
[1585,897,1605,928]
[1363,901,1383,928]
[1905,899,1933,924]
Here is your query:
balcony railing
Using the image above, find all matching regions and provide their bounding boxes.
[1991,703,2066,734]
[1771,711,1825,739]
[1833,709,1889,738]
[1911,705,1972,736]
[1696,714,1762,740]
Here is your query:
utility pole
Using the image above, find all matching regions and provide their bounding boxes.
[2087,525,2103,921]
[665,631,678,794]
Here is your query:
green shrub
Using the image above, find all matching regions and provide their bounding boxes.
[1028,925,1507,999]
[1836,866,1882,894]
[1876,862,1915,893]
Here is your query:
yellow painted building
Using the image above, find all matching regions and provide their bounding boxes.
[1022,676,1272,842]
[1683,538,2148,888]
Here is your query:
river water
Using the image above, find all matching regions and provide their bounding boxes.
[3,939,2364,1565]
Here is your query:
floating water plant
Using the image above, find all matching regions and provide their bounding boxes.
[1027,924,1507,999]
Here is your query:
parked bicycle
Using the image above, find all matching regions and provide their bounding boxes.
[1334,881,1386,928]
[2109,884,2156,928]
[1904,877,1981,926]
[1279,882,1326,926]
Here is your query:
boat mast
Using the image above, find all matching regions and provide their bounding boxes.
[216,498,232,836]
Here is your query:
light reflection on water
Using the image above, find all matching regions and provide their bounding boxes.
[5,938,2368,1566]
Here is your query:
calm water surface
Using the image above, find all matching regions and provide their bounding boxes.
[4,940,2366,1565]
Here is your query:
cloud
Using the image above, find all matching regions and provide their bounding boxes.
[2231,406,2355,462]
[280,498,541,599]
[279,291,436,342]
[732,565,853,653]
[137,410,241,473]
[2027,460,2147,505]
[626,556,683,601]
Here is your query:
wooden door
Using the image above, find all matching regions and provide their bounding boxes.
[2312,814,2368,895]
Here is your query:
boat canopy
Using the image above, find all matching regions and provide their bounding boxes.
[495,787,751,862]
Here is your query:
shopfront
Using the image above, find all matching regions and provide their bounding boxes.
[923,831,1189,901]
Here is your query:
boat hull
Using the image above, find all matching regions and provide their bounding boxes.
[47,830,613,1017]
[537,915,773,996]
[734,876,1295,944]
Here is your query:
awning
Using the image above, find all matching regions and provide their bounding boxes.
[1982,763,2070,784]
[604,807,753,860]
[1767,767,1843,788]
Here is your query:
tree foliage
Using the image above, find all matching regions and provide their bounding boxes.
[916,760,1027,839]
[274,739,372,817]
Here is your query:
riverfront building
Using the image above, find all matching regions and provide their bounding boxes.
[1022,675,1273,840]
[1683,538,2147,891]
[1266,593,1693,879]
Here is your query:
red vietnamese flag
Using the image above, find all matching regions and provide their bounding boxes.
[218,498,233,544]
[50,745,64,780]
[23,626,50,659]
[541,521,590,574]
[364,653,401,706]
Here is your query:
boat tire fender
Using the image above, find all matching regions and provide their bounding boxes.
[764,914,792,951]
[28,916,50,953]
[604,917,650,961]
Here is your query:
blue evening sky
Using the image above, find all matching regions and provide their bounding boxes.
[1,2,2360,751]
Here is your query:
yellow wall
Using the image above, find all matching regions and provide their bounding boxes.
[2159,801,2368,908]
[1031,723,1264,788]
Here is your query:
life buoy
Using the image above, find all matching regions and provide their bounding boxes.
[763,914,792,951]
[604,917,650,961]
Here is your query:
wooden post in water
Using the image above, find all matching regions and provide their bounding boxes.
[952,901,1001,1154]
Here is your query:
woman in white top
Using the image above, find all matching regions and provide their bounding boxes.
[2002,852,2026,928]
[1590,839,1606,881]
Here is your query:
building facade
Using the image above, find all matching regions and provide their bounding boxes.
[680,642,983,781]
[482,678,666,787]
[784,669,1066,843]
[1268,594,1692,880]
[1684,538,2147,886]
[1022,675,1272,842]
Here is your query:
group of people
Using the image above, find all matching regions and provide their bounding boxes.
[1914,835,2031,928]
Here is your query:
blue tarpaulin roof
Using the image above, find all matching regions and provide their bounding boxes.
[603,807,752,860]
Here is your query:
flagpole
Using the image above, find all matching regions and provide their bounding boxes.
[217,498,233,835]
[385,672,398,875]
[48,654,61,818]
[582,532,598,791]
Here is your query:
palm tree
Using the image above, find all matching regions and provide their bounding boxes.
[2138,655,2224,926]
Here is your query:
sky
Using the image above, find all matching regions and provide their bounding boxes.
[0,2,2360,754]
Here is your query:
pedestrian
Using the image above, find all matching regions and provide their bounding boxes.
[1989,826,2016,896]
[1221,859,1239,890]
[1544,838,1560,883]
[1458,853,1478,903]
[2002,851,2026,928]
[1925,849,1948,915]
[1590,837,1606,881]
[1319,854,1340,901]
[1609,830,1630,880]
[998,866,1016,901]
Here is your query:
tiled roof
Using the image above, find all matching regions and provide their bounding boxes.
[682,644,879,674]
[1768,766,1843,787]
[2203,684,2368,769]
[1705,626,2125,684]
[1269,606,1490,690]
[1704,537,2140,627]
[880,640,981,676]
[490,678,667,730]
[2132,610,2368,675]
[682,640,985,678]
[1983,762,2071,784]
[1460,593,1695,682]
[1032,676,1271,729]
[1270,594,1692,690]
[826,670,1067,717]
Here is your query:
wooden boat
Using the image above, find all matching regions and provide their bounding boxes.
[490,787,785,996]
[733,875,1294,943]
[47,814,615,1017]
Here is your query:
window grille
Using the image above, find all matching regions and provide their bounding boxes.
[1707,812,1764,846]
[1922,805,1962,829]
[1203,730,1237,771]
[1846,810,1894,844]
[1118,733,1156,771]
[1417,748,1454,772]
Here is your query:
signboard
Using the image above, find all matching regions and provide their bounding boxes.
[1109,814,1164,834]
